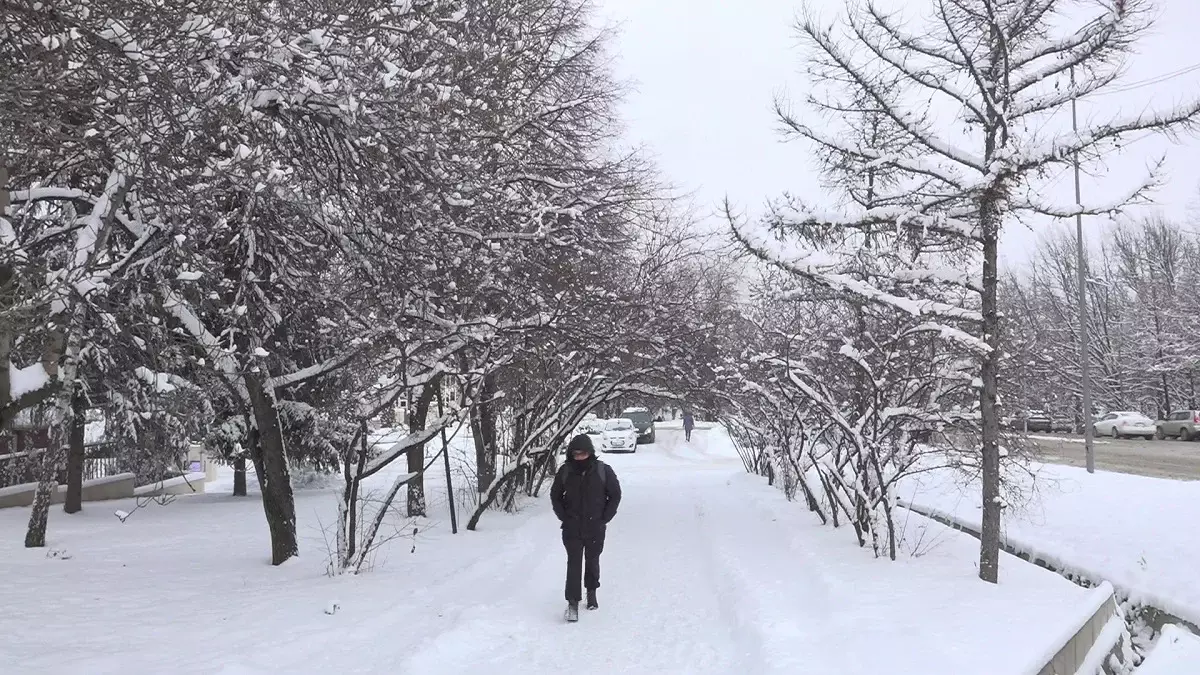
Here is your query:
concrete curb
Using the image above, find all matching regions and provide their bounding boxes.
[897,499,1127,675]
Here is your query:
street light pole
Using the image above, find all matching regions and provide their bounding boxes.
[1070,66,1095,473]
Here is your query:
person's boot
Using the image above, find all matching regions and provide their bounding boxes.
[565,601,579,622]
[586,589,598,610]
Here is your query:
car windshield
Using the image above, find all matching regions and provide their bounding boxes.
[1121,414,1152,422]
[606,419,632,431]
[621,411,651,426]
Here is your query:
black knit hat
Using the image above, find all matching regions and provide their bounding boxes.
[567,434,594,456]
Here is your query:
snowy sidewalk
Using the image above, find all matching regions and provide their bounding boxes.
[898,463,1200,630]
[0,428,1096,674]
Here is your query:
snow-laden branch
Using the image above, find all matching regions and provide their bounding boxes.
[496,96,593,140]
[1013,162,1161,219]
[891,266,982,294]
[134,366,200,393]
[798,15,988,173]
[1015,100,1200,171]
[771,201,981,243]
[1008,13,1134,96]
[777,112,969,190]
[907,322,992,354]
[161,289,248,402]
[934,0,1005,121]
[1008,69,1121,119]
[837,342,877,384]
[730,217,990,353]
[863,2,967,69]
[268,329,388,390]
[1008,10,1118,71]
[50,169,128,315]
[357,412,464,481]
[9,186,91,202]
[849,6,987,124]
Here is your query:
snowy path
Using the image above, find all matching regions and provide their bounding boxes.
[398,432,762,674]
[0,427,1096,675]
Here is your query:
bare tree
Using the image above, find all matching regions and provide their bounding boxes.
[731,0,1200,582]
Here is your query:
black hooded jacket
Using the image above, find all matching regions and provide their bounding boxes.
[551,436,621,540]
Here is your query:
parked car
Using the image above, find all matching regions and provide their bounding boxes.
[1009,409,1053,433]
[619,406,656,444]
[1093,411,1156,440]
[601,418,638,453]
[1050,415,1075,433]
[1156,410,1200,441]
[573,414,603,437]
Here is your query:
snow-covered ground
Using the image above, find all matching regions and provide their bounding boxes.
[0,427,1098,674]
[1139,625,1200,675]
[899,463,1200,629]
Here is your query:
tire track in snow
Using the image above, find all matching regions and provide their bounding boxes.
[690,495,771,674]
[695,474,844,674]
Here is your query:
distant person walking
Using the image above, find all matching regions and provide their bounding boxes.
[551,434,622,621]
[683,411,695,442]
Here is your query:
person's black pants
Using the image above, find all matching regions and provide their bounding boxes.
[563,534,604,602]
[685,428,692,441]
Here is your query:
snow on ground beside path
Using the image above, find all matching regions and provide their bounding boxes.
[0,426,1094,674]
[1139,625,1200,675]
[898,463,1200,628]
[1027,434,1109,445]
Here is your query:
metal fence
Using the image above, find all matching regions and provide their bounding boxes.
[0,441,121,490]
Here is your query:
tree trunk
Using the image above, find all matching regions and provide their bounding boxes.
[406,376,440,517]
[244,374,298,565]
[25,413,67,546]
[25,309,82,547]
[1161,372,1171,418]
[978,187,1004,584]
[232,455,248,496]
[1189,370,1197,409]
[471,372,498,494]
[64,387,86,514]
[24,448,59,548]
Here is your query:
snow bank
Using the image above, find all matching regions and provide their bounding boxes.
[1013,582,1115,675]
[898,463,1200,627]
[132,473,206,497]
[0,481,39,499]
[1139,625,1200,675]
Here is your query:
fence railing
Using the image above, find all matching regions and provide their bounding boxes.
[0,442,121,490]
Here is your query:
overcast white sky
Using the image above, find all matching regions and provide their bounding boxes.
[597,0,1200,270]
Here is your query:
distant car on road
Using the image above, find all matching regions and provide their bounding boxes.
[1156,410,1200,441]
[573,414,603,437]
[601,418,638,453]
[619,406,656,444]
[1093,411,1156,440]
[1007,409,1053,433]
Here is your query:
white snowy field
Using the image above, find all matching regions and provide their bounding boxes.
[0,427,1098,674]
[899,463,1200,628]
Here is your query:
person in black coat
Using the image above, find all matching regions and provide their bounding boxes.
[551,434,621,616]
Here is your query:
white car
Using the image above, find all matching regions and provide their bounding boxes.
[573,414,603,438]
[601,418,638,453]
[1093,411,1155,440]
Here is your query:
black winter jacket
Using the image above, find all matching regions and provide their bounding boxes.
[550,457,621,541]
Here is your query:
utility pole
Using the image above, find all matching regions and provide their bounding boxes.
[1070,66,1095,473]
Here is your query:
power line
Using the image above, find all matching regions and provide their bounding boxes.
[1090,62,1200,96]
